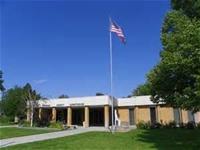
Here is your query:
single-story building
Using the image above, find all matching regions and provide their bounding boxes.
[27,95,200,128]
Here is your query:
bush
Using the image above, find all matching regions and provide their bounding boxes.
[179,122,186,128]
[136,121,151,129]
[151,122,162,129]
[185,121,195,129]
[0,115,12,125]
[197,122,200,129]
[19,120,31,127]
[49,121,64,130]
[35,119,50,127]
[164,121,176,128]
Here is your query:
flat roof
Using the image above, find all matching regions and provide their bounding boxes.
[37,95,113,108]
[117,95,156,107]
[35,95,158,108]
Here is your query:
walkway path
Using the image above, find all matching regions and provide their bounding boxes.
[0,125,18,128]
[0,127,108,148]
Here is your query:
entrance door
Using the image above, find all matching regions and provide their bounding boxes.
[56,109,67,123]
[89,108,104,126]
[150,107,156,124]
[72,108,84,126]
[129,108,135,125]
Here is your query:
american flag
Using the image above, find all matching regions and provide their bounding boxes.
[110,20,126,44]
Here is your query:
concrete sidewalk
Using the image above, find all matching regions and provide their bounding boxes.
[0,125,18,128]
[0,127,108,148]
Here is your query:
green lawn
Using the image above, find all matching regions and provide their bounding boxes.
[2,129,200,150]
[0,122,15,126]
[0,127,57,139]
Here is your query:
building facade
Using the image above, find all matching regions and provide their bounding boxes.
[27,95,200,128]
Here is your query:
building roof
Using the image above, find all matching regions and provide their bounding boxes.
[117,95,156,107]
[37,95,112,108]
[36,95,158,108]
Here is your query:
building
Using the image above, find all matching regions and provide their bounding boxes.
[27,95,200,128]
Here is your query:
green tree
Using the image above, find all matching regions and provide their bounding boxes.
[132,83,151,96]
[23,83,41,126]
[1,86,26,120]
[171,0,200,19]
[1,83,41,122]
[147,0,200,112]
[0,70,5,92]
[23,83,41,101]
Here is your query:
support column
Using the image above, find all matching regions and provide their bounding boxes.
[156,105,160,123]
[67,107,72,126]
[84,106,89,127]
[39,108,42,120]
[104,105,109,128]
[52,107,57,122]
[135,106,139,124]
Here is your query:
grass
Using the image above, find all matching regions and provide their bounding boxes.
[1,129,200,150]
[0,127,57,139]
[0,123,13,126]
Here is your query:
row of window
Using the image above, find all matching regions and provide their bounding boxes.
[128,107,195,125]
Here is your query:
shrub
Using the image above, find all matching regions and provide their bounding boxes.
[49,121,64,130]
[197,122,200,129]
[179,122,186,128]
[0,115,12,125]
[151,122,162,129]
[19,120,31,127]
[185,121,195,129]
[35,119,50,127]
[136,121,151,129]
[164,121,176,128]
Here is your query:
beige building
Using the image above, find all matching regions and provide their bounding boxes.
[27,95,200,127]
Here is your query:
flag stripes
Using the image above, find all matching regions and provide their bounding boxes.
[110,20,126,44]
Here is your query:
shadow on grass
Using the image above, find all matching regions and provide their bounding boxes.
[135,129,200,150]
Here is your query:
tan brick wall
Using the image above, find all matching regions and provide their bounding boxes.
[136,106,150,123]
[117,108,129,123]
[194,112,200,123]
[181,110,189,123]
[157,106,174,124]
[117,105,197,125]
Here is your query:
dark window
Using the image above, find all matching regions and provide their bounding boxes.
[173,108,180,125]
[72,108,84,126]
[89,108,104,126]
[129,108,135,125]
[188,111,194,122]
[150,107,156,124]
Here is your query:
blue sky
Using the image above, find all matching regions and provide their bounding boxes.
[1,0,170,98]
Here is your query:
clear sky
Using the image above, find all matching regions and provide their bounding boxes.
[1,0,170,98]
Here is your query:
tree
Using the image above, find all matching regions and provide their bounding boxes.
[23,83,41,126]
[147,0,200,112]
[58,94,69,98]
[1,86,26,121]
[0,70,5,92]
[96,92,104,96]
[1,83,41,124]
[171,0,200,19]
[132,83,151,96]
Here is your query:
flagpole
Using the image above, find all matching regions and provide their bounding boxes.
[109,17,114,133]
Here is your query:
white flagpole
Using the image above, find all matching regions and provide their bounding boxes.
[109,17,114,133]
